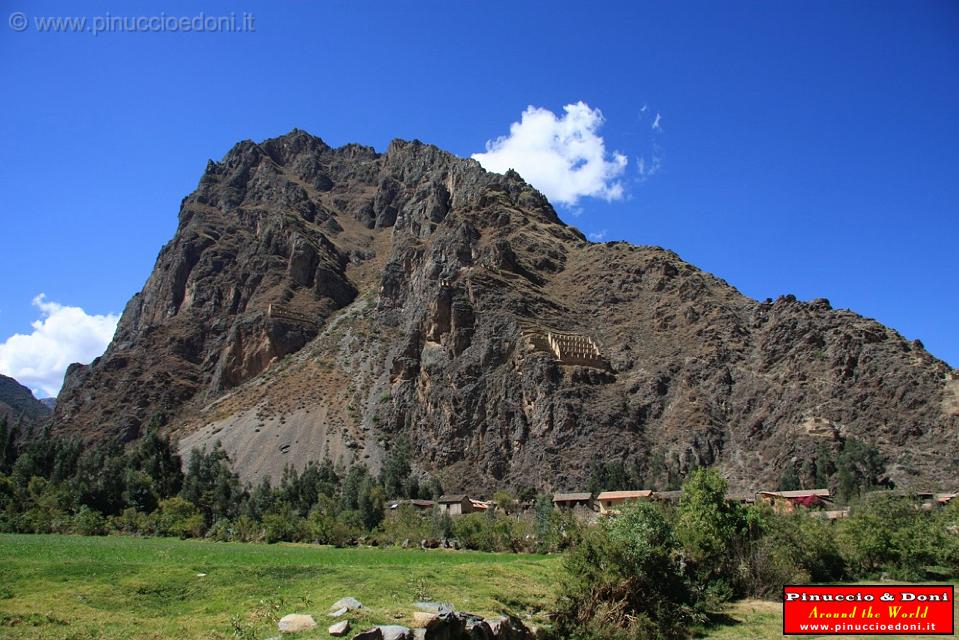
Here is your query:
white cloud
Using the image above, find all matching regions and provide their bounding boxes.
[0,295,119,398]
[651,112,663,132]
[637,153,662,180]
[472,102,628,206]
[588,229,608,242]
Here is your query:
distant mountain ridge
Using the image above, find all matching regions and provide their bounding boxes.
[0,373,52,429]
[48,129,959,493]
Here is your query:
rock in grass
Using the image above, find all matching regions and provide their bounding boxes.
[413,601,453,615]
[329,619,350,636]
[331,607,349,617]
[330,597,364,615]
[488,615,533,639]
[377,625,413,640]
[277,613,317,633]
[465,619,494,639]
[411,611,438,628]
[352,628,384,640]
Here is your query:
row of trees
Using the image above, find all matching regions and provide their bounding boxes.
[586,438,890,503]
[0,419,439,544]
[777,438,889,502]
[553,468,959,639]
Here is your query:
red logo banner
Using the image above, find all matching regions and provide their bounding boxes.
[783,585,954,635]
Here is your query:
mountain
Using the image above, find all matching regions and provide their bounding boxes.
[50,130,959,492]
[0,373,53,430]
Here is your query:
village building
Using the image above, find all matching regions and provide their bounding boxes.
[388,499,435,511]
[596,490,653,514]
[437,495,474,516]
[552,492,595,511]
[756,489,830,512]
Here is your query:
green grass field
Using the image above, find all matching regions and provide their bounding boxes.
[702,594,959,640]
[0,534,561,639]
[3,534,954,640]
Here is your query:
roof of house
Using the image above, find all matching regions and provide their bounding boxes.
[438,494,469,503]
[470,499,490,510]
[388,499,435,509]
[936,493,958,503]
[758,489,830,499]
[597,490,653,500]
[553,492,593,502]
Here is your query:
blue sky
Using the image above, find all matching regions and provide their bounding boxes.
[0,0,956,395]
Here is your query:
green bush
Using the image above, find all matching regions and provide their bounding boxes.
[378,504,434,545]
[205,518,234,542]
[452,512,532,552]
[837,493,913,577]
[70,506,107,536]
[262,503,307,543]
[552,502,694,639]
[157,497,206,538]
[739,509,844,598]
[232,514,263,543]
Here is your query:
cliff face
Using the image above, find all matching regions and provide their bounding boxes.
[51,129,959,492]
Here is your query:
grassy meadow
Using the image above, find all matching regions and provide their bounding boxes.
[2,533,955,640]
[0,534,561,639]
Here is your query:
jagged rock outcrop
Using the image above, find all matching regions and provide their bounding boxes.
[50,129,959,491]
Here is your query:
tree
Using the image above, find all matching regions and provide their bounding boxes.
[243,477,276,521]
[380,436,413,498]
[778,464,801,491]
[0,418,18,475]
[675,468,748,602]
[340,464,369,512]
[493,490,517,515]
[71,442,127,515]
[358,476,385,530]
[425,476,444,500]
[128,430,183,499]
[835,439,888,502]
[180,443,242,524]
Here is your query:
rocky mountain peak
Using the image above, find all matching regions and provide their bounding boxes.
[49,129,958,493]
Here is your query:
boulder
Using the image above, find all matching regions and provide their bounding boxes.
[377,625,413,640]
[352,629,384,640]
[277,613,317,633]
[412,611,438,628]
[331,607,349,617]
[329,620,350,637]
[413,601,453,615]
[330,597,364,615]
[436,612,466,638]
[466,619,494,639]
[489,615,532,640]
